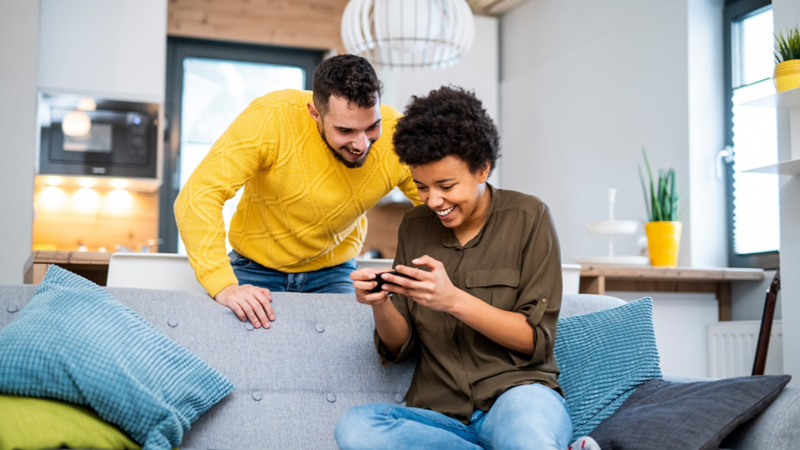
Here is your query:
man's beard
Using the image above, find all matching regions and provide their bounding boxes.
[320,126,373,169]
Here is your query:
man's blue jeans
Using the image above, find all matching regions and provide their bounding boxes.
[229,251,356,293]
[335,383,573,449]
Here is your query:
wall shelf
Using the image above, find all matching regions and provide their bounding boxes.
[742,87,800,175]
[744,158,800,175]
[743,87,800,109]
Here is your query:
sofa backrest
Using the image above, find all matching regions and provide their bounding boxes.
[0,285,623,449]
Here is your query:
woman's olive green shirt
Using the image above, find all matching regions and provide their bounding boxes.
[375,186,564,424]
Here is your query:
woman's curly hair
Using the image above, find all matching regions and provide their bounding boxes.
[393,86,500,175]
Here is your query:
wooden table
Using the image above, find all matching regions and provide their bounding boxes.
[24,254,766,322]
[25,251,113,286]
[579,265,765,321]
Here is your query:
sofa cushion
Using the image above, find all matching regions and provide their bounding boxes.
[589,375,792,450]
[0,265,233,450]
[561,294,626,317]
[554,297,662,440]
[0,394,140,450]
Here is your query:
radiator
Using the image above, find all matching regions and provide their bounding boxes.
[708,321,783,378]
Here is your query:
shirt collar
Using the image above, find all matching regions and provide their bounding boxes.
[441,183,497,249]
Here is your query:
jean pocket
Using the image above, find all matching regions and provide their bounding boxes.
[229,251,252,268]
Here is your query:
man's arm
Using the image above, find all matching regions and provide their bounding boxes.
[174,98,279,327]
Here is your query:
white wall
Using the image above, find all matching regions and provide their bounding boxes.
[688,0,727,268]
[773,0,800,386]
[610,291,719,378]
[500,0,693,265]
[0,0,38,283]
[378,15,500,185]
[731,270,781,321]
[499,0,728,268]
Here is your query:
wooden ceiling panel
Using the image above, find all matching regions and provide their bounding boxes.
[167,0,525,52]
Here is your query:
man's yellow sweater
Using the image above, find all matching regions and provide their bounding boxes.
[174,90,421,297]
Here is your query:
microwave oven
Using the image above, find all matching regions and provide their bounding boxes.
[37,92,161,179]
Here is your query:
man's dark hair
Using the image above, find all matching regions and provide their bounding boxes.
[393,86,500,175]
[312,54,382,115]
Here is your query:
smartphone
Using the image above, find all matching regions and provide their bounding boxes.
[368,271,417,294]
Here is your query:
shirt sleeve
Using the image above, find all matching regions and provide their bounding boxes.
[509,202,563,368]
[173,98,279,297]
[374,220,419,366]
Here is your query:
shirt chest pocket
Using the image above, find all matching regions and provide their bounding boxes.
[465,268,521,311]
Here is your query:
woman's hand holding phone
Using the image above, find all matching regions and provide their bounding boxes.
[351,268,393,306]
[381,255,461,313]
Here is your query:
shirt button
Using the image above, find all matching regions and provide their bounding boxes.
[315,324,325,333]
[252,390,263,401]
[6,304,18,313]
[167,318,178,328]
[542,297,547,304]
[394,393,404,403]
[244,322,255,331]
[326,393,337,403]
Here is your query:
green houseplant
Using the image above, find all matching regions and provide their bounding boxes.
[638,148,682,267]
[774,26,800,92]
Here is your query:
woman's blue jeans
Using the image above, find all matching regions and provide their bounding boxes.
[229,251,356,293]
[335,383,573,450]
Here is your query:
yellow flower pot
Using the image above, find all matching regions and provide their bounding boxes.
[774,60,800,93]
[645,221,682,267]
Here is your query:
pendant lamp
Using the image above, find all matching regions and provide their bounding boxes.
[341,0,475,70]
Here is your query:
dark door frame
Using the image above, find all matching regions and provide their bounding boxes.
[160,37,323,253]
[723,0,779,269]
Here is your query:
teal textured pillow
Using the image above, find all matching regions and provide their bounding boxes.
[554,297,662,440]
[0,265,234,450]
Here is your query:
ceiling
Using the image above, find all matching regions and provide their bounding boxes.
[467,0,526,16]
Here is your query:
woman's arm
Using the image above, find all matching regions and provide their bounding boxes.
[381,256,534,355]
[351,269,410,357]
[447,290,534,355]
[372,301,410,357]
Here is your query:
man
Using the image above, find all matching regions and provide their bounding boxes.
[175,55,420,329]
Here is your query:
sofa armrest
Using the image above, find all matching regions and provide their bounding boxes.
[720,385,800,450]
[660,374,800,450]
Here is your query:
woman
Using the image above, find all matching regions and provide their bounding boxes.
[335,86,572,449]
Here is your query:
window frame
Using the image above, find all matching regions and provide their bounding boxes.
[159,37,323,253]
[723,0,780,269]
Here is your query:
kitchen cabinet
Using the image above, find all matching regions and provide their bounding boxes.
[38,0,167,103]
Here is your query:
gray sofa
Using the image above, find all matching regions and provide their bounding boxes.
[0,285,798,449]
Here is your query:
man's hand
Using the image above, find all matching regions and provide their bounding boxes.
[382,255,460,313]
[351,268,393,306]
[214,284,275,328]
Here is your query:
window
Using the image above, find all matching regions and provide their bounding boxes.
[160,38,323,253]
[724,0,780,268]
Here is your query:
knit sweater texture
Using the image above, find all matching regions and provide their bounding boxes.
[174,89,421,296]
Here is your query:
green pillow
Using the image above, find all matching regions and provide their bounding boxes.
[0,394,140,450]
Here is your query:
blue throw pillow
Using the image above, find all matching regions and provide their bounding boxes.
[0,265,234,450]
[554,297,662,440]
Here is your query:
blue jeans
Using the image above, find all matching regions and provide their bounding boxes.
[229,251,356,294]
[335,383,573,450]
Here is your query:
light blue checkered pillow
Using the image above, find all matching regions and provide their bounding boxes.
[0,265,234,449]
[554,297,661,440]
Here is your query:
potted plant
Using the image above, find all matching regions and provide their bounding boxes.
[774,26,800,93]
[638,148,682,267]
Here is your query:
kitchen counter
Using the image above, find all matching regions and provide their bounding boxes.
[26,251,113,286]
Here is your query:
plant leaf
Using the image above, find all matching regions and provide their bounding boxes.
[638,164,652,222]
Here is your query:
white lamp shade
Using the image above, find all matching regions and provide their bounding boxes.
[342,0,474,70]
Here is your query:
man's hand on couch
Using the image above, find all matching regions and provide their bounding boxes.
[214,284,275,328]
